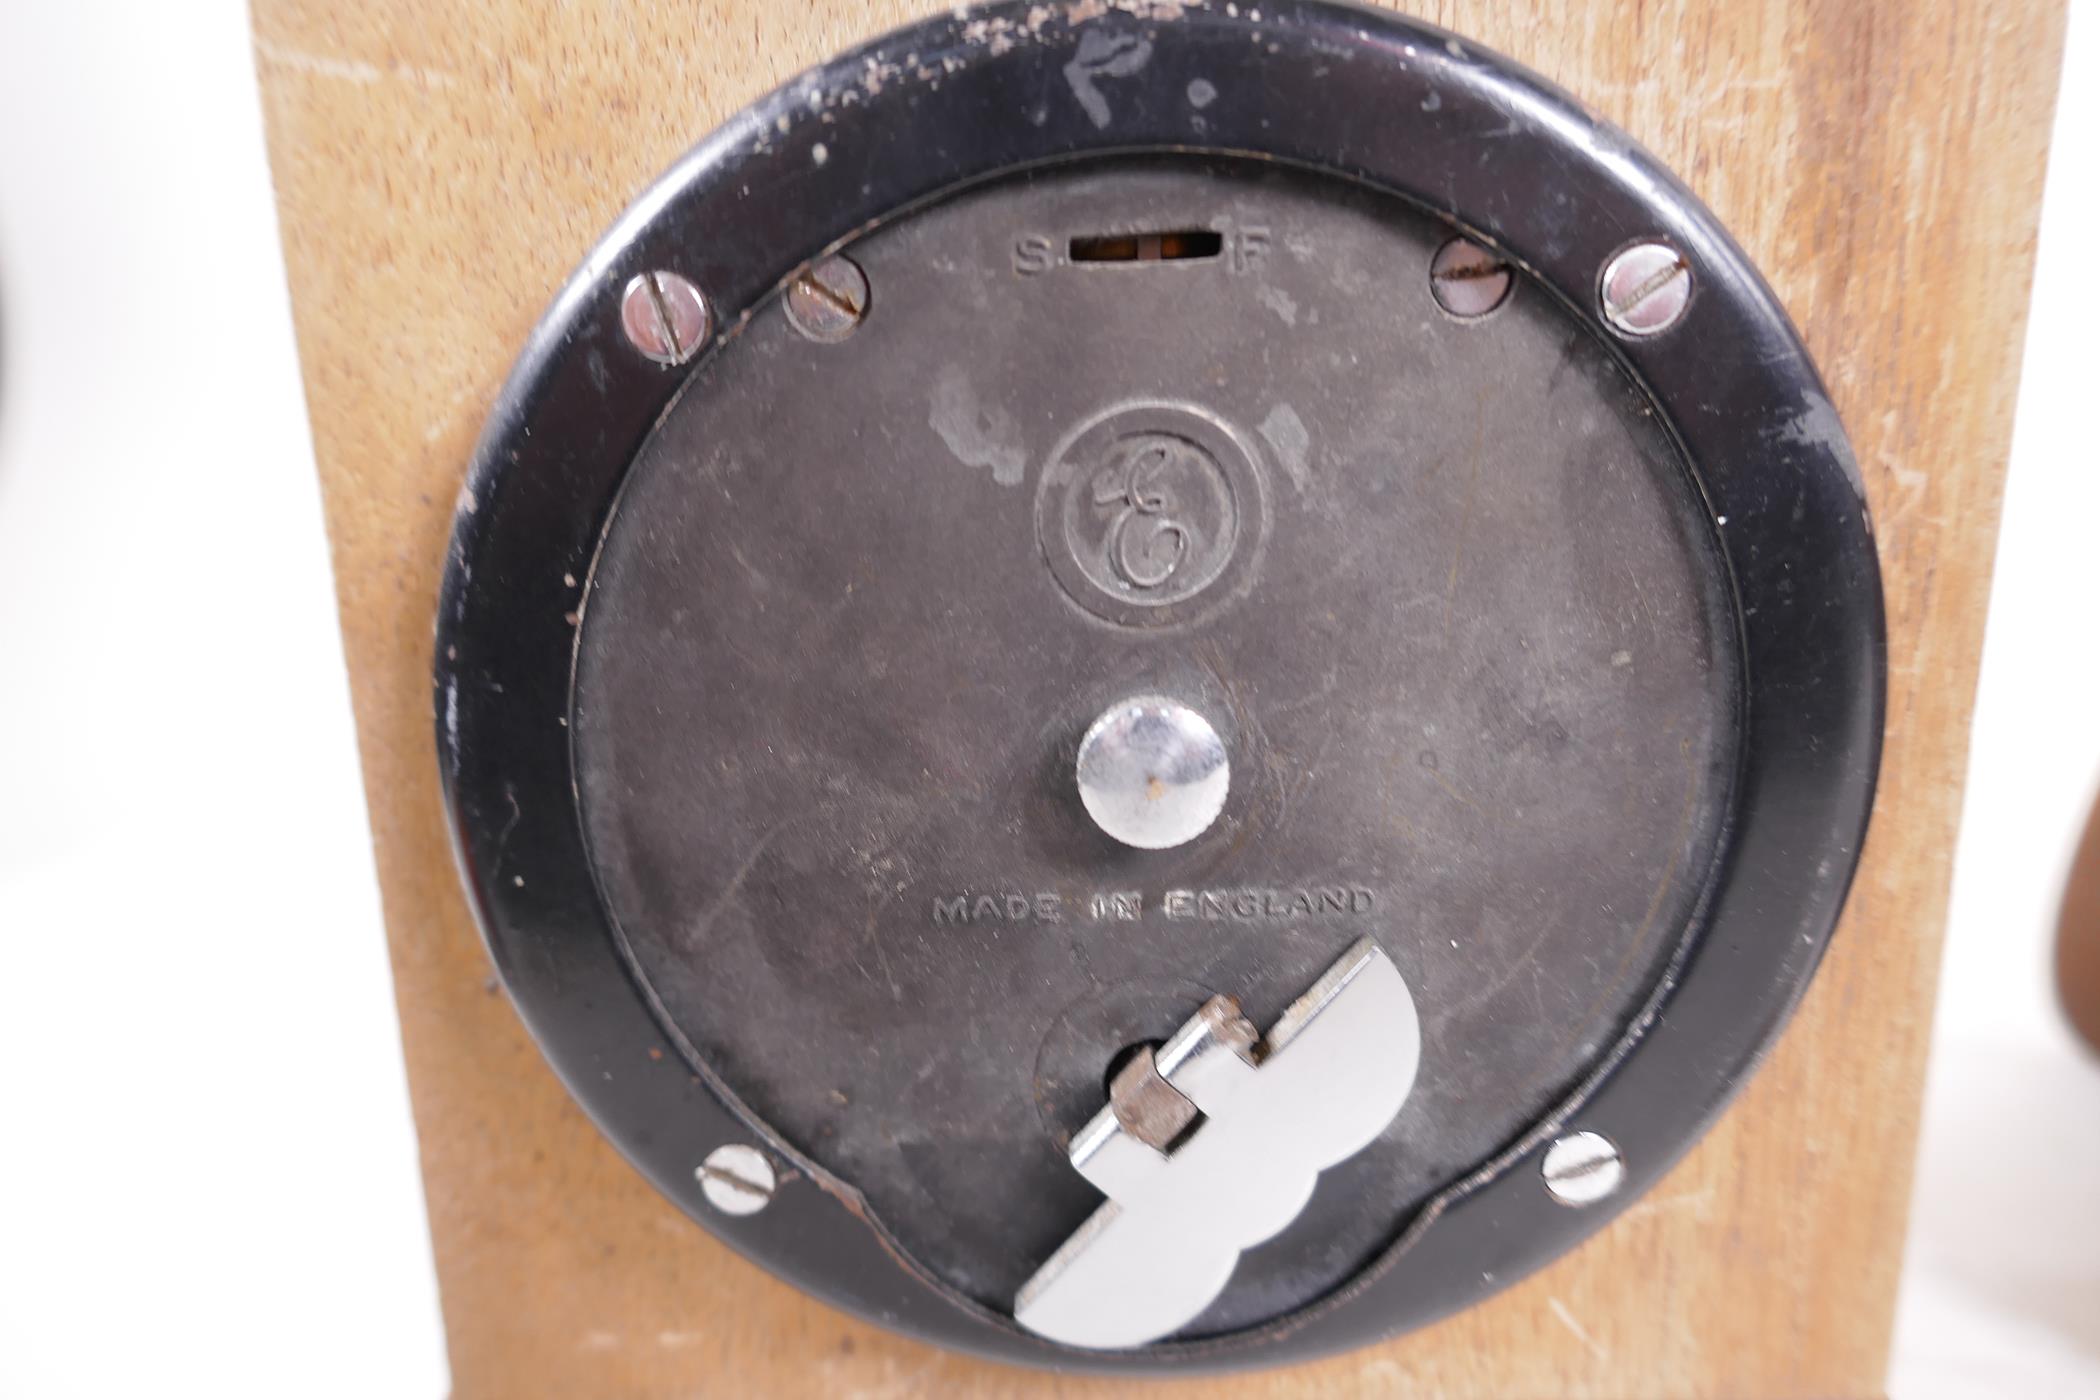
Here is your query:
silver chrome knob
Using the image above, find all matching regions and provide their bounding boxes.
[1075,696,1230,850]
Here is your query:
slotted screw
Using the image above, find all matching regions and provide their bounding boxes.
[1600,242,1692,336]
[621,270,710,365]
[1430,236,1513,318]
[1541,1130,1625,1206]
[785,255,870,343]
[697,1143,776,1216]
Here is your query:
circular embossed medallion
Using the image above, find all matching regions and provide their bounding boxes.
[1036,402,1267,627]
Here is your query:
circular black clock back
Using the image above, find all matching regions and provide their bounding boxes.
[436,1,1882,1373]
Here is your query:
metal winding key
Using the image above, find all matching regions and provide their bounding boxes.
[1015,939,1422,1349]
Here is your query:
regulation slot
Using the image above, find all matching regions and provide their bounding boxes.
[1069,229,1224,264]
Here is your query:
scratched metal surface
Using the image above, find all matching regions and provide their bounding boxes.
[572,158,1738,1332]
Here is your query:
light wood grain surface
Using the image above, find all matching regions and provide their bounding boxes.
[251,2,2064,1394]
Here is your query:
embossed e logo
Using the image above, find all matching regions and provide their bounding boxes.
[1091,436,1204,590]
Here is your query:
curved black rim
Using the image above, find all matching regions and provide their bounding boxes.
[435,0,1884,1374]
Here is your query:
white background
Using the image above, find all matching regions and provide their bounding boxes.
[1887,5,2100,1393]
[0,4,2092,1396]
[0,2,449,1394]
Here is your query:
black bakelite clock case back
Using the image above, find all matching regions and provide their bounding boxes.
[435,0,1883,1375]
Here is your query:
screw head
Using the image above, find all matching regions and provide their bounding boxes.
[1600,242,1692,336]
[785,254,870,343]
[620,270,711,365]
[1076,696,1230,850]
[1541,1130,1625,1206]
[1430,236,1513,318]
[697,1143,776,1215]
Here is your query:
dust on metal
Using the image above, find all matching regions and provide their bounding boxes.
[1600,242,1691,336]
[1106,1035,1204,1152]
[621,270,711,365]
[785,254,870,343]
[1429,236,1513,318]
